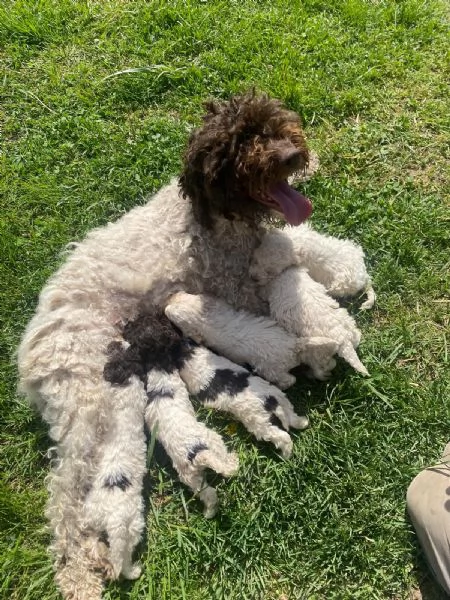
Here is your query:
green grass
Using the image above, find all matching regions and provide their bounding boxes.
[1,0,449,598]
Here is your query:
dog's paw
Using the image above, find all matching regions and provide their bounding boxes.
[243,380,308,456]
[290,414,310,430]
[193,447,239,478]
[164,293,205,344]
[359,284,376,310]
[277,372,297,390]
[100,558,117,581]
[276,431,293,459]
[261,386,308,431]
[122,562,142,580]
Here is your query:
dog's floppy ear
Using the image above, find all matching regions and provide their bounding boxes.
[179,120,231,228]
[179,145,217,228]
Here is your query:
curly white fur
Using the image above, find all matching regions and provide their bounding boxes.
[178,345,309,454]
[250,223,375,309]
[145,367,239,519]
[165,292,300,389]
[144,341,308,518]
[15,181,300,598]
[265,267,369,379]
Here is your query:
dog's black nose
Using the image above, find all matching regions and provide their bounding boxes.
[280,148,302,170]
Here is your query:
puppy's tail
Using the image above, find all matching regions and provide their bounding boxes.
[339,342,369,376]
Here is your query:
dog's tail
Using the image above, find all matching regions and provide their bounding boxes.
[339,342,369,376]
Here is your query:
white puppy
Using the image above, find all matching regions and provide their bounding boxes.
[165,292,301,389]
[265,267,369,379]
[250,224,375,309]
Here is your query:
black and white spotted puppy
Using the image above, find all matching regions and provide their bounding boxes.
[105,310,308,517]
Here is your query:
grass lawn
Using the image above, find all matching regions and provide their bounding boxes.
[1,1,449,598]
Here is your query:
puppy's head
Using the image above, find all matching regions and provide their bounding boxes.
[180,91,312,228]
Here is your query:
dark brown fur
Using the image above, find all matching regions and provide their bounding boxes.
[180,91,309,228]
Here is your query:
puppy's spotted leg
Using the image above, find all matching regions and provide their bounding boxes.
[179,346,309,459]
[145,369,238,518]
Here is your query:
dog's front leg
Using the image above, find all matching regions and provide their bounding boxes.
[165,291,298,389]
[178,345,309,459]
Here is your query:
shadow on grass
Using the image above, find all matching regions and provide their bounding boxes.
[408,560,449,600]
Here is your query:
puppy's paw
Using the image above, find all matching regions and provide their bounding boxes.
[261,387,308,431]
[194,447,239,478]
[290,414,310,430]
[164,293,204,344]
[122,562,142,580]
[277,372,296,390]
[359,284,376,310]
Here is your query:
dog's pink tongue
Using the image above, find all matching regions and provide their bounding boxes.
[269,181,313,225]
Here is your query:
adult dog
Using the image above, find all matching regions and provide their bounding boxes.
[18,92,370,598]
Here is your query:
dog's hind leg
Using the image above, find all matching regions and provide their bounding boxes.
[18,309,148,597]
[145,369,238,518]
[179,346,309,459]
[37,377,114,599]
[83,376,147,581]
[45,376,147,598]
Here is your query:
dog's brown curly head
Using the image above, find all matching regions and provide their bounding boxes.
[180,91,312,228]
